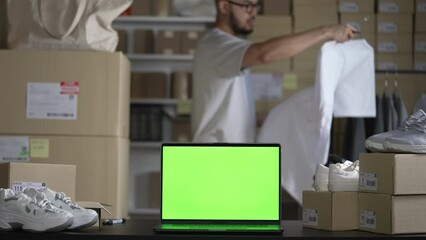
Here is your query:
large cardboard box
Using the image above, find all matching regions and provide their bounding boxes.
[261,0,291,15]
[0,50,130,138]
[293,4,338,17]
[377,0,415,13]
[376,53,413,70]
[340,13,376,33]
[182,31,204,55]
[131,72,167,99]
[377,14,414,34]
[415,33,426,52]
[0,135,130,218]
[0,162,76,199]
[418,0,426,12]
[359,153,426,195]
[414,53,426,71]
[250,16,293,38]
[302,191,358,231]
[134,30,154,54]
[338,0,375,13]
[416,13,426,32]
[376,34,413,53]
[155,31,183,55]
[359,193,426,234]
[294,15,339,33]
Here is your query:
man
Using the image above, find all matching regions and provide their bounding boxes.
[192,0,356,143]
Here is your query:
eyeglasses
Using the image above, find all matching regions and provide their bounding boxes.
[227,1,261,13]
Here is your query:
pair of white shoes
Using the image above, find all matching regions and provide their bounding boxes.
[314,160,359,192]
[0,187,98,232]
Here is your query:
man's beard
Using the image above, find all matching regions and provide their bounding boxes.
[229,11,253,36]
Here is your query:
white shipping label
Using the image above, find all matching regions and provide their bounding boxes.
[359,172,378,191]
[378,22,398,33]
[12,181,46,193]
[415,61,426,71]
[378,42,398,52]
[303,209,318,226]
[378,61,398,71]
[360,210,376,229]
[416,42,426,52]
[249,73,283,100]
[379,3,399,13]
[0,136,29,161]
[340,2,360,12]
[27,82,78,120]
[418,3,426,12]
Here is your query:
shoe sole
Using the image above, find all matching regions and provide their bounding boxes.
[383,142,426,153]
[68,215,98,231]
[365,139,386,152]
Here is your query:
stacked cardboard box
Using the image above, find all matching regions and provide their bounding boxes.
[415,0,426,71]
[339,0,376,46]
[261,0,291,16]
[131,0,173,16]
[0,50,130,218]
[376,0,414,70]
[359,153,426,234]
[293,0,338,71]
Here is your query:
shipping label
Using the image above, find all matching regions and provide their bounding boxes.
[359,172,378,191]
[12,181,46,193]
[360,210,376,229]
[303,209,318,226]
[0,136,29,162]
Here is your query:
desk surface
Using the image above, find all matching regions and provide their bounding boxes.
[0,220,424,239]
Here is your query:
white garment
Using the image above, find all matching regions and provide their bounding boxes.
[257,40,375,204]
[192,28,256,143]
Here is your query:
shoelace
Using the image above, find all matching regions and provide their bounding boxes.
[56,192,80,209]
[411,118,426,133]
[399,114,422,130]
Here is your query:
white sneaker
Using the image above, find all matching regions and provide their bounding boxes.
[365,109,426,152]
[0,188,73,232]
[383,114,426,153]
[38,188,98,230]
[328,161,359,192]
[314,161,353,191]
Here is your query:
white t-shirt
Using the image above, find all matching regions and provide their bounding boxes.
[191,28,255,143]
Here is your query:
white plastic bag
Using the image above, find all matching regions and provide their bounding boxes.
[7,0,132,52]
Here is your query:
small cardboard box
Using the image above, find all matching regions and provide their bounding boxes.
[181,31,204,56]
[416,13,426,32]
[415,33,426,52]
[377,0,415,13]
[359,193,426,235]
[250,16,293,38]
[131,72,167,99]
[261,0,291,15]
[338,0,375,13]
[155,31,183,55]
[340,13,376,34]
[293,3,338,17]
[377,14,414,34]
[131,0,152,15]
[359,153,426,195]
[302,191,358,231]
[0,162,76,199]
[294,15,339,33]
[376,34,413,53]
[134,30,154,54]
[414,53,426,71]
[376,53,413,71]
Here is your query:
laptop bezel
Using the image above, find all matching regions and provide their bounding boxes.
[158,142,282,227]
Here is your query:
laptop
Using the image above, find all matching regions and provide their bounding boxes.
[154,143,283,233]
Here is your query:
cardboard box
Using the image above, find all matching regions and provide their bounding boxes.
[0,50,130,138]
[134,30,154,54]
[153,0,173,16]
[415,33,426,52]
[416,13,426,32]
[2,135,130,218]
[377,14,414,34]
[172,119,192,142]
[261,0,291,15]
[116,30,128,53]
[131,73,167,99]
[414,53,426,71]
[182,31,204,55]
[376,34,413,53]
[293,3,338,17]
[359,193,426,234]
[376,53,413,71]
[377,0,415,13]
[155,31,182,55]
[172,72,192,100]
[148,171,161,208]
[338,0,375,13]
[131,0,152,15]
[359,153,426,194]
[340,14,376,34]
[418,0,426,12]
[294,15,339,33]
[250,16,293,38]
[302,191,358,231]
[0,162,76,199]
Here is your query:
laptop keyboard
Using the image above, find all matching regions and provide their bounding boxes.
[161,223,281,231]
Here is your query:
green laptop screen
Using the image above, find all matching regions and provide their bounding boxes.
[161,145,280,221]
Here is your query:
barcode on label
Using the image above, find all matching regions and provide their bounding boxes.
[47,113,74,117]
[69,95,75,100]
[367,180,376,187]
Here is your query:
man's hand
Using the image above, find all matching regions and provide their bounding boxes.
[327,24,356,43]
